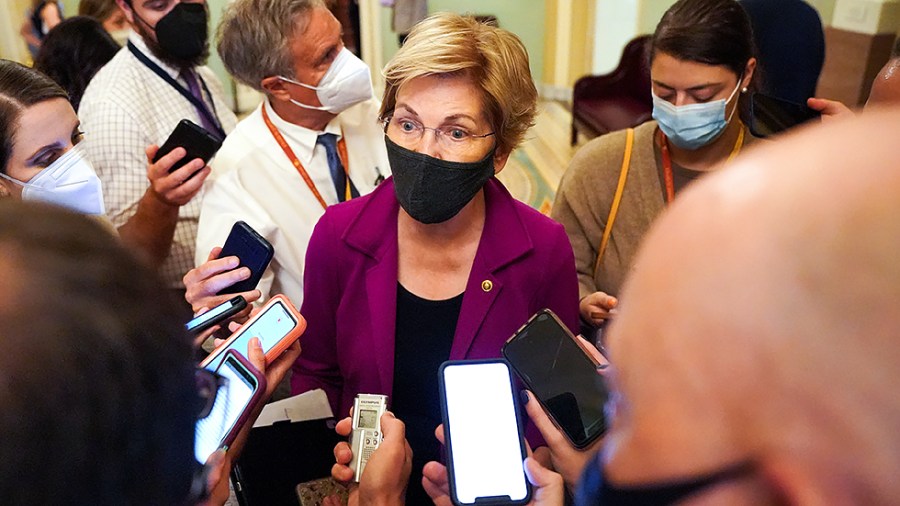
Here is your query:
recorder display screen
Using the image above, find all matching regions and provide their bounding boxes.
[358,409,378,429]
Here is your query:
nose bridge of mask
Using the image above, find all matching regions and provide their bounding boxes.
[280,48,350,92]
[42,146,88,184]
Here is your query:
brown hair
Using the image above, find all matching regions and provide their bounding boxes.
[77,0,119,22]
[0,60,68,173]
[0,200,197,504]
[379,12,537,156]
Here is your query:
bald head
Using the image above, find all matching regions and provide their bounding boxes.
[604,107,900,503]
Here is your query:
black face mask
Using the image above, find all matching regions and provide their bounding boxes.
[155,3,208,61]
[576,453,754,505]
[386,136,495,225]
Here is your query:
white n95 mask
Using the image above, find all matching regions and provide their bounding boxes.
[280,48,374,114]
[0,145,106,215]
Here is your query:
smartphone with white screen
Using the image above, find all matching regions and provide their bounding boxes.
[195,350,266,463]
[200,294,305,371]
[439,360,531,506]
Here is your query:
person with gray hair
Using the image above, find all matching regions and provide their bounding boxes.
[186,0,388,313]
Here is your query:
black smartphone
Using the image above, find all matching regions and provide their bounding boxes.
[153,119,223,174]
[184,296,248,336]
[215,221,274,296]
[194,350,266,464]
[749,93,821,138]
[502,309,608,449]
[439,359,531,506]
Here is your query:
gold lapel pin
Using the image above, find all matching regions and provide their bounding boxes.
[481,280,493,292]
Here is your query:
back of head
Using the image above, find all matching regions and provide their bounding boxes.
[379,12,538,156]
[0,201,197,505]
[217,0,325,91]
[0,60,68,173]
[33,17,120,111]
[611,108,900,502]
[77,0,119,22]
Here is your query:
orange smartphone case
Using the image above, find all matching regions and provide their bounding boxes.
[200,294,306,369]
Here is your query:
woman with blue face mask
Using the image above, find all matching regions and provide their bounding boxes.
[553,0,759,335]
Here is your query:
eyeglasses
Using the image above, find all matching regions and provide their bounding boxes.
[195,368,228,420]
[383,115,495,156]
[186,368,230,503]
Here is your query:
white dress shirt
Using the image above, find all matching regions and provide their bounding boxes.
[78,34,237,287]
[196,97,390,306]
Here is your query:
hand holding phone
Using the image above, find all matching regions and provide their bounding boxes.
[153,119,223,175]
[215,221,274,296]
[185,296,248,336]
[195,350,267,463]
[439,360,531,506]
[200,294,305,371]
[749,93,821,138]
[503,309,609,449]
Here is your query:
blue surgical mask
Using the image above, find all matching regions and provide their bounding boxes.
[652,79,742,150]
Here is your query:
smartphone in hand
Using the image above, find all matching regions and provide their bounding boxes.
[153,119,223,175]
[185,296,248,336]
[216,221,274,296]
[749,93,821,138]
[195,349,267,463]
[503,309,609,449]
[439,359,531,506]
[200,294,305,371]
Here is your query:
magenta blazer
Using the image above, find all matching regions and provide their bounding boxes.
[292,177,579,424]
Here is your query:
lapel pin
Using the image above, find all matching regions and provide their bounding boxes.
[481,280,493,292]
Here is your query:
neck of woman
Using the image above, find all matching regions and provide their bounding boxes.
[667,117,744,171]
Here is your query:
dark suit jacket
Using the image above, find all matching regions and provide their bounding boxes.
[292,177,580,426]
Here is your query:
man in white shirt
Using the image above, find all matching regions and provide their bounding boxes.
[185,0,388,311]
[79,0,237,290]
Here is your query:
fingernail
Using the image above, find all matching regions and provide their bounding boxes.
[239,267,251,277]
[520,390,529,404]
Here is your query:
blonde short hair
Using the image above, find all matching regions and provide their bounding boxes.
[379,13,537,156]
[217,0,325,91]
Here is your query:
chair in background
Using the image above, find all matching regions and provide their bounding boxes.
[571,35,653,145]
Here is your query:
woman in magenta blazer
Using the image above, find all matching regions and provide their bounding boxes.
[292,13,579,502]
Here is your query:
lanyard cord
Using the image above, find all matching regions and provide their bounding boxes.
[658,125,744,203]
[261,102,352,209]
[127,42,226,140]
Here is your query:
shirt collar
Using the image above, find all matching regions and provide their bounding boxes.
[264,97,344,166]
[127,32,182,81]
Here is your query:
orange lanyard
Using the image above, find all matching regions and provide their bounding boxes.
[658,125,744,203]
[261,102,352,210]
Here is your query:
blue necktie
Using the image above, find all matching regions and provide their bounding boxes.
[317,133,358,203]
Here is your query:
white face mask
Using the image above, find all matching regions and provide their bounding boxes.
[279,48,374,114]
[0,145,106,215]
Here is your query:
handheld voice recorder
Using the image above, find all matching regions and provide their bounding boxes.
[350,393,388,482]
